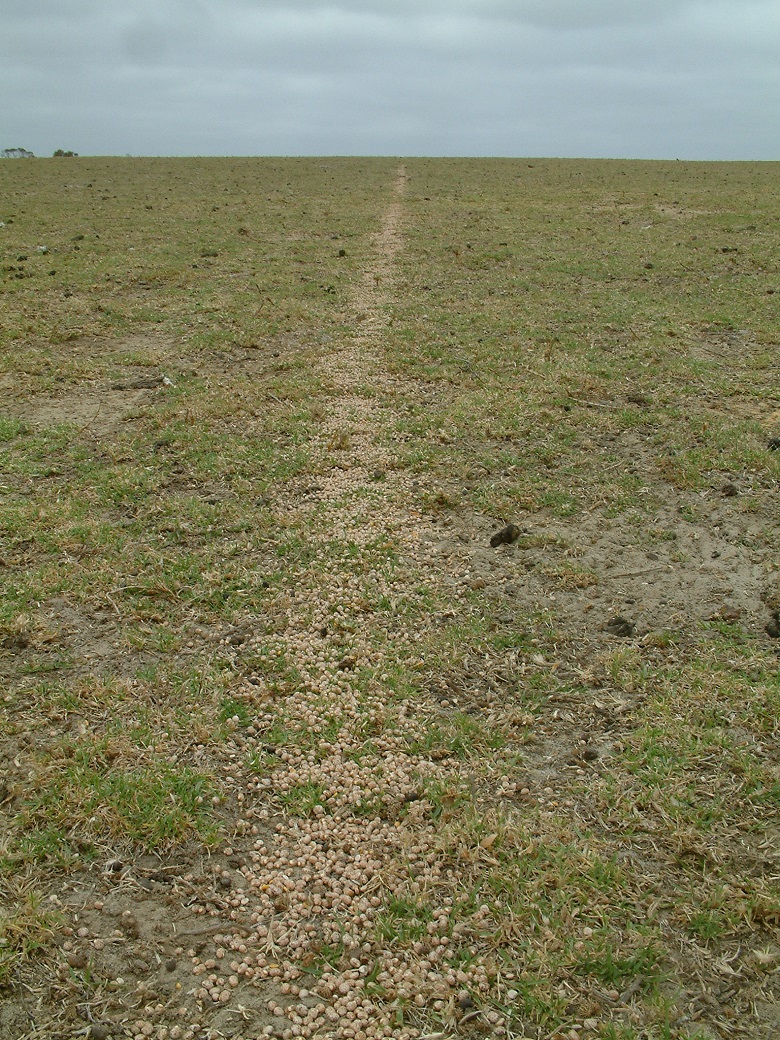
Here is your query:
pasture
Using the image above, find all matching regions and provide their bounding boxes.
[0,156,778,1039]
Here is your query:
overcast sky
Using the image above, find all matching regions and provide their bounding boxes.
[2,0,778,160]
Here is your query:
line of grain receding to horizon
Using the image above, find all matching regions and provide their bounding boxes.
[348,164,407,344]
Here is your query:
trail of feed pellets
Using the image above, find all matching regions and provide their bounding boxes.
[181,168,517,1039]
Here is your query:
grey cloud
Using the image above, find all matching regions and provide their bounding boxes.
[119,19,176,66]
[508,0,685,29]
[0,0,777,158]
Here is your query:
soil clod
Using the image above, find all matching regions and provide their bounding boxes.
[110,375,166,390]
[605,616,635,637]
[490,523,521,547]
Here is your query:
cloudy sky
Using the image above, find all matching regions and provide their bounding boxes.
[2,0,778,159]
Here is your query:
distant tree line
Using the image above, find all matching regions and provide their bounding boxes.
[1,148,80,158]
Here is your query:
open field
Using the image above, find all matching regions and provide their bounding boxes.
[0,156,778,1040]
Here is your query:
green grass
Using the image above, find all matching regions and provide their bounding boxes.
[17,746,218,850]
[0,156,778,1038]
[280,781,328,818]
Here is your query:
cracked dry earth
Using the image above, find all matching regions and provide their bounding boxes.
[4,163,780,1040]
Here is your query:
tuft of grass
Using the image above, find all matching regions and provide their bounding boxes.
[280,781,327,818]
[0,885,59,985]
